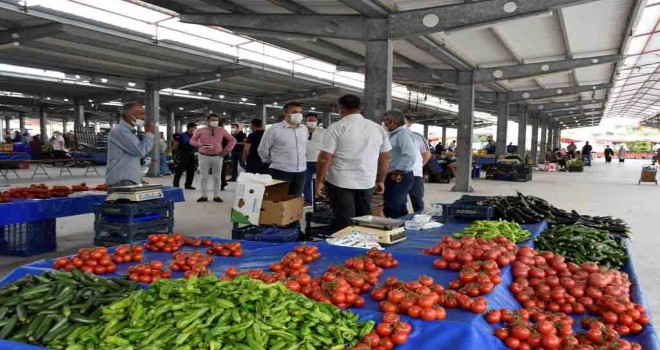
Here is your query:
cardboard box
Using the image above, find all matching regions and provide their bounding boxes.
[231,179,303,226]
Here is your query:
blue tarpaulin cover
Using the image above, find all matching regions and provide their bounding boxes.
[0,154,31,161]
[0,187,185,226]
[0,220,657,350]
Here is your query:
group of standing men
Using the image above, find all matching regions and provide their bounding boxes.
[106,94,430,230]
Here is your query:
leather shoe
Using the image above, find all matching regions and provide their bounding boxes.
[213,197,223,203]
[185,186,196,190]
[197,197,208,202]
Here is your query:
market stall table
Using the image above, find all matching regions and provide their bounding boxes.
[0,218,656,350]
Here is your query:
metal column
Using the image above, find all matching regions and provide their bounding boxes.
[530,113,539,166]
[539,119,548,163]
[74,101,85,127]
[547,126,554,152]
[176,118,182,133]
[39,105,48,143]
[4,117,10,134]
[423,125,429,140]
[517,105,528,160]
[441,126,447,148]
[167,109,175,142]
[363,40,392,122]
[453,72,474,193]
[554,128,561,149]
[323,111,331,127]
[18,112,25,132]
[495,94,508,157]
[255,98,266,125]
[62,118,68,134]
[145,82,160,177]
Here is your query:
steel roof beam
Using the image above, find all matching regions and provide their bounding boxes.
[0,23,65,45]
[508,83,612,101]
[337,0,389,17]
[545,108,603,118]
[157,67,253,89]
[530,99,606,111]
[180,0,599,40]
[405,36,472,71]
[551,113,603,120]
[262,87,341,102]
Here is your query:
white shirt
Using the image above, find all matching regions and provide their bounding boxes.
[258,121,308,172]
[52,135,65,151]
[306,127,326,162]
[410,132,428,177]
[320,113,392,189]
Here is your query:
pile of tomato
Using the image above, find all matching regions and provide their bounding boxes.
[222,267,287,284]
[426,236,518,271]
[270,245,320,276]
[183,236,212,247]
[111,244,144,264]
[299,273,367,308]
[447,260,502,297]
[144,233,184,252]
[579,318,643,349]
[50,186,72,198]
[170,251,214,278]
[53,247,117,275]
[128,261,171,283]
[205,241,244,257]
[351,313,411,349]
[355,248,399,269]
[8,184,51,199]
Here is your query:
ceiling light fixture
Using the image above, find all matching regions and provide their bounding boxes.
[101,78,108,83]
[127,82,136,87]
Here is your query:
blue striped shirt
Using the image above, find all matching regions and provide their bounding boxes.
[106,121,155,186]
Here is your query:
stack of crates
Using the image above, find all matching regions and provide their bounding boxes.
[94,200,174,246]
[0,220,57,256]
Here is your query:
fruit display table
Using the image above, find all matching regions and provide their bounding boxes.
[0,218,657,350]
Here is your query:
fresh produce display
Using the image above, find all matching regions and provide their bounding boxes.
[110,244,144,264]
[127,261,172,283]
[300,271,368,308]
[0,191,10,203]
[144,233,184,252]
[183,236,213,247]
[424,236,518,270]
[170,251,215,278]
[456,193,631,237]
[49,186,72,198]
[1,183,106,200]
[270,244,320,276]
[534,224,628,268]
[53,247,117,275]
[0,270,139,346]
[489,307,642,350]
[567,158,584,169]
[205,241,244,257]
[350,313,412,349]
[55,276,376,350]
[454,219,532,243]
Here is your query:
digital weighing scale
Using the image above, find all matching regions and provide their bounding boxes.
[331,215,407,245]
[105,184,164,202]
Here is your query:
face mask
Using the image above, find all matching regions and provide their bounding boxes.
[209,121,219,127]
[129,112,145,127]
[290,113,303,124]
[231,128,237,133]
[306,121,317,129]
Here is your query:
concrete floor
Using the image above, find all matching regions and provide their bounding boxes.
[0,159,658,324]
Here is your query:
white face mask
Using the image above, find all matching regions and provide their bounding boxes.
[306,121,317,129]
[209,121,219,127]
[129,112,145,127]
[290,113,303,124]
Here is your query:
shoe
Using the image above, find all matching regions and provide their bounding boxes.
[197,197,208,202]
[185,186,196,190]
[213,197,223,203]
[304,200,312,207]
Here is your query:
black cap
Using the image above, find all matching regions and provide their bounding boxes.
[186,122,198,129]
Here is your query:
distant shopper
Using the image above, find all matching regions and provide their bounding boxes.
[173,123,197,190]
[158,132,171,176]
[506,142,516,154]
[404,115,431,213]
[258,102,308,196]
[449,140,457,152]
[434,142,444,155]
[51,131,67,159]
[382,109,417,219]
[29,135,43,160]
[303,113,326,205]
[618,145,626,164]
[3,131,11,143]
[229,123,246,182]
[12,131,22,143]
[581,142,593,166]
[604,145,614,164]
[106,102,155,187]
[567,142,577,159]
[190,114,236,203]
[243,119,268,174]
[316,94,391,230]
[653,148,660,165]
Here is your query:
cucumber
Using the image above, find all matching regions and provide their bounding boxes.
[33,314,55,341]
[0,315,18,339]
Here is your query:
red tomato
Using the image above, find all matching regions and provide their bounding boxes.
[407,305,422,318]
[420,308,436,321]
[375,323,393,337]
[390,332,408,345]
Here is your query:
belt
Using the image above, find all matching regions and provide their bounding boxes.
[200,153,221,157]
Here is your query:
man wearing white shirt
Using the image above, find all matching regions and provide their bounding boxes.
[303,113,326,205]
[316,95,391,230]
[258,102,308,196]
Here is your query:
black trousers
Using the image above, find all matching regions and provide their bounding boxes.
[268,168,305,197]
[326,182,374,231]
[408,176,425,213]
[173,153,195,188]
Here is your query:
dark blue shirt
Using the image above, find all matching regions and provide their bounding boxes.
[179,132,195,154]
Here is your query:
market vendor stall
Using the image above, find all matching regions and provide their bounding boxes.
[0,212,656,350]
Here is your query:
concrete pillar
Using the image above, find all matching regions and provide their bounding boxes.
[255,98,266,125]
[441,126,447,148]
[323,111,331,128]
[453,72,474,193]
[4,117,10,134]
[539,119,548,163]
[547,126,554,152]
[74,101,85,127]
[145,82,160,177]
[39,105,48,143]
[18,112,25,132]
[84,115,90,127]
[167,109,175,142]
[176,118,182,133]
[495,94,508,158]
[530,113,539,166]
[363,40,392,122]
[62,118,68,134]
[554,128,561,149]
[518,105,528,160]
[423,124,429,139]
